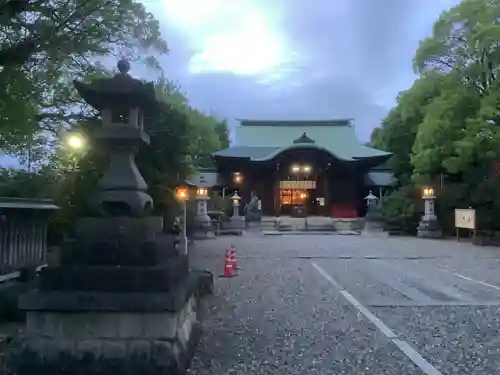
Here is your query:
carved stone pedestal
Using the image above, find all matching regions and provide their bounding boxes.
[17,291,200,375]
[13,217,205,375]
[227,216,246,230]
[417,218,443,238]
[363,220,385,236]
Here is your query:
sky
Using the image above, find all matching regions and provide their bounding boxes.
[144,0,460,140]
[1,0,460,168]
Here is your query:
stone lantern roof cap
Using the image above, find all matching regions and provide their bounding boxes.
[364,191,378,200]
[73,59,159,112]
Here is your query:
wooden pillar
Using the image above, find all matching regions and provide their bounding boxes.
[323,168,331,217]
[274,164,280,217]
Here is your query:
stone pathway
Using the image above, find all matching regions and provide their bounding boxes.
[189,235,500,375]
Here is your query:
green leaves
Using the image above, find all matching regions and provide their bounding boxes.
[414,0,500,95]
[0,0,168,154]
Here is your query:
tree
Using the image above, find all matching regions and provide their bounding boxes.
[414,0,500,99]
[375,0,500,234]
[411,84,482,179]
[215,119,230,149]
[45,78,227,234]
[369,73,450,183]
[0,0,167,153]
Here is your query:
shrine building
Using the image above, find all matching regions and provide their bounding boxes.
[194,119,394,218]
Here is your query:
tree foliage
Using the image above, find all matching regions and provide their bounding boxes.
[373,0,500,233]
[0,0,167,152]
[8,78,229,240]
[0,1,230,241]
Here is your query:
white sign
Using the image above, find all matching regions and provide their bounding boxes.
[455,209,476,230]
[279,180,317,189]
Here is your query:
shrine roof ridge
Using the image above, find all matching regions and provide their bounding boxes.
[237,119,353,127]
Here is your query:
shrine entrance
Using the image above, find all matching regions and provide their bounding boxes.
[277,164,328,216]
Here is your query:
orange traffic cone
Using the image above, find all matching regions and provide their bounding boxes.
[230,245,239,270]
[220,249,235,278]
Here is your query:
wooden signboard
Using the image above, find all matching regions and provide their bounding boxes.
[455,208,476,241]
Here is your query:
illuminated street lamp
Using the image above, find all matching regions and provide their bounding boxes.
[291,165,300,173]
[175,186,189,255]
[176,187,189,201]
[67,133,85,150]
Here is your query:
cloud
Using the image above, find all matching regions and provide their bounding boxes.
[140,1,463,141]
[0,0,460,167]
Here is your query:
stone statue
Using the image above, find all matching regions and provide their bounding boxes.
[245,194,262,222]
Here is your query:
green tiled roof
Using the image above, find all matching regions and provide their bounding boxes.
[214,119,392,162]
[238,119,352,127]
[213,146,281,160]
[364,171,395,186]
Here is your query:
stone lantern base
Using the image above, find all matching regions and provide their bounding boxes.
[194,214,214,239]
[228,216,246,230]
[13,217,209,375]
[417,217,442,238]
[364,219,385,234]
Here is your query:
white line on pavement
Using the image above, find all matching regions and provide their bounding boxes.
[311,262,444,375]
[392,339,444,375]
[452,272,500,291]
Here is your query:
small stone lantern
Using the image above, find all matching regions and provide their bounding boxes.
[417,186,442,238]
[365,190,378,209]
[229,192,245,230]
[364,190,383,233]
[232,192,241,217]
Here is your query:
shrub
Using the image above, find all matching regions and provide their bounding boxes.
[381,185,421,235]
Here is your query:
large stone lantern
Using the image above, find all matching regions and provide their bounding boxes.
[16,60,205,374]
[417,186,442,238]
[195,187,213,238]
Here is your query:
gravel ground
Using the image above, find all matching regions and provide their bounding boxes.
[188,234,500,375]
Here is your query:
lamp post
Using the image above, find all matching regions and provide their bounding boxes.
[176,186,189,255]
[417,186,442,238]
